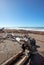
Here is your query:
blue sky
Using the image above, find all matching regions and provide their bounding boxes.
[0,0,44,27]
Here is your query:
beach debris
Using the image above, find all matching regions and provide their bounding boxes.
[16,37,20,42]
[0,28,4,31]
[21,35,38,55]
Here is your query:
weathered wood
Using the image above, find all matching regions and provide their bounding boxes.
[15,56,28,65]
[2,51,22,65]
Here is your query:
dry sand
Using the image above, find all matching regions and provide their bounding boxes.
[0,39,22,64]
[0,32,44,65]
[28,33,44,52]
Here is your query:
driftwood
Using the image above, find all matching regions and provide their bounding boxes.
[2,51,23,65]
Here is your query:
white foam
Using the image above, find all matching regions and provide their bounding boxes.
[3,27,44,32]
[16,28,44,32]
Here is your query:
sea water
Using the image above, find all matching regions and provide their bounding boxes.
[18,27,44,31]
[3,27,44,31]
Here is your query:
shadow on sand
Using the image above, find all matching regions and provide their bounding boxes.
[30,52,44,65]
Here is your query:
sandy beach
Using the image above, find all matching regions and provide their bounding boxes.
[0,30,44,65]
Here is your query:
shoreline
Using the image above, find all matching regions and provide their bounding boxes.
[3,29,44,35]
[0,29,44,35]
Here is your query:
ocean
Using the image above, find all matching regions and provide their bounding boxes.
[0,27,44,31]
[16,27,44,31]
[1,27,44,31]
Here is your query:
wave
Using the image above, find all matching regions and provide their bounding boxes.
[18,28,44,31]
[2,27,44,31]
